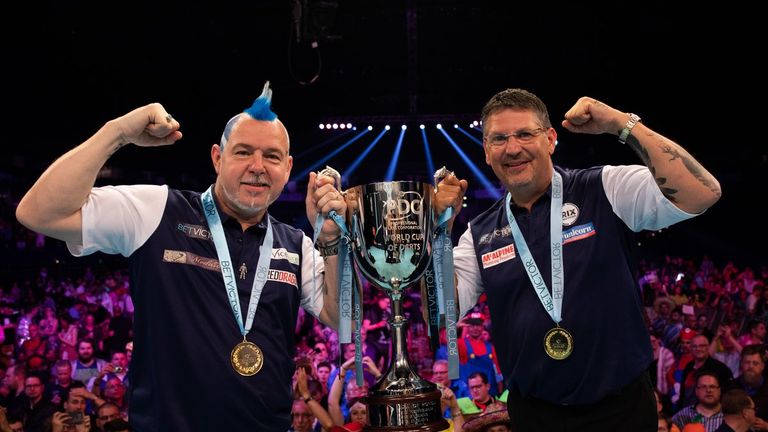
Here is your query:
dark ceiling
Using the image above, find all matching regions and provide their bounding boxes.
[2,0,764,264]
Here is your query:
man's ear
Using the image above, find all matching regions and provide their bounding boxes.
[211,144,222,174]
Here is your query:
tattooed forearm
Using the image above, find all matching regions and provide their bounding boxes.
[626,134,650,165]
[660,144,722,197]
[627,134,679,201]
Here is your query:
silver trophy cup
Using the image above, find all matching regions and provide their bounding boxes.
[346,181,448,432]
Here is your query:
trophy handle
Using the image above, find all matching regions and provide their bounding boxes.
[319,165,342,190]
[432,166,456,232]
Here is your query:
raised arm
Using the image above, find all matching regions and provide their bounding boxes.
[328,357,356,425]
[562,97,721,214]
[295,368,335,430]
[15,103,181,243]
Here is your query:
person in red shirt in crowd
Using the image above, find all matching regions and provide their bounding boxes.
[458,312,504,396]
[669,328,697,409]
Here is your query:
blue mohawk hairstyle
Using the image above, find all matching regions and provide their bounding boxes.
[244,81,277,121]
[220,81,278,148]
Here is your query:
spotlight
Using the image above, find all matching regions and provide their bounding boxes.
[319,124,325,129]
[473,120,479,126]
[401,125,407,130]
[346,123,352,129]
[367,126,373,131]
[339,124,346,129]
[436,124,442,129]
[332,123,339,129]
[325,124,332,129]
[419,124,425,130]
[385,125,391,130]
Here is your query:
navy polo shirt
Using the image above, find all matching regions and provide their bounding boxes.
[461,166,653,405]
[70,185,323,431]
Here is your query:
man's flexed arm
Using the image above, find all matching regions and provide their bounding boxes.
[16,103,181,243]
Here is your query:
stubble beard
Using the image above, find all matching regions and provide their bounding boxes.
[221,179,270,218]
[743,371,762,388]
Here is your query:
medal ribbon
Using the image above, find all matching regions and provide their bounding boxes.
[314,212,354,344]
[433,206,459,380]
[352,267,364,387]
[202,186,273,338]
[424,263,440,352]
[503,171,564,325]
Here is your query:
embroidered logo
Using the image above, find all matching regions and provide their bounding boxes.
[561,203,579,226]
[267,270,298,288]
[562,223,597,245]
[176,223,212,240]
[481,244,516,269]
[271,248,300,265]
[163,249,220,271]
[477,226,512,245]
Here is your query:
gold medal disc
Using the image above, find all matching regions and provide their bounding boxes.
[231,341,264,376]
[543,327,574,360]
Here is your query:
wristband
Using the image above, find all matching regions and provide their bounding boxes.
[317,236,341,257]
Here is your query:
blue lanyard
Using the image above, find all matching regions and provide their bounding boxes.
[503,171,564,324]
[202,186,273,337]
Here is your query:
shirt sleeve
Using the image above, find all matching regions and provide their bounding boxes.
[67,185,169,257]
[454,225,484,319]
[300,234,324,319]
[601,165,697,232]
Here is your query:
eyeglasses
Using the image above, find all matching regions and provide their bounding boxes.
[696,384,720,391]
[485,128,547,147]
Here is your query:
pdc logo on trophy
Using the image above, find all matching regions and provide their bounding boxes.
[380,192,426,262]
[382,191,423,220]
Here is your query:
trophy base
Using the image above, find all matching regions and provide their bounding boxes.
[365,389,449,432]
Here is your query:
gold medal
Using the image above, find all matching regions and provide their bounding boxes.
[231,340,264,376]
[543,327,573,360]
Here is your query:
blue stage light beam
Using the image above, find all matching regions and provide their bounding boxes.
[384,128,407,181]
[294,128,356,159]
[438,128,502,200]
[343,128,389,184]
[421,128,435,179]
[291,128,371,182]
[455,125,483,147]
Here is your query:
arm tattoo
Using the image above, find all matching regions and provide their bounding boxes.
[660,144,722,198]
[627,135,679,202]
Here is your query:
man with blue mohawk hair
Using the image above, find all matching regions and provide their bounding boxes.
[16,82,346,431]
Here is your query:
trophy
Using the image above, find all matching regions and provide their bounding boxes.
[346,181,448,431]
